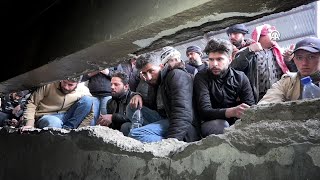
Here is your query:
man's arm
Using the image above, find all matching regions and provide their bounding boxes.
[239,73,256,106]
[165,70,193,140]
[231,42,262,71]
[258,76,288,104]
[23,85,48,127]
[231,48,254,71]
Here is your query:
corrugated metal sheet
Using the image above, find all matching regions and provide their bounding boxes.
[170,1,318,61]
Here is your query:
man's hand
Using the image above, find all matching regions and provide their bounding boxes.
[129,95,143,109]
[20,125,35,132]
[226,103,251,119]
[12,105,21,115]
[8,119,19,127]
[97,114,112,126]
[87,71,99,77]
[248,42,263,52]
[100,68,110,75]
[283,44,295,62]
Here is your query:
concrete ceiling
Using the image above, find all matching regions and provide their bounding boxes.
[1,0,317,94]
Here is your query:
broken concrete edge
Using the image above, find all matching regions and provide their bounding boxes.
[2,118,319,159]
[241,98,320,123]
[0,126,189,159]
[227,119,320,152]
[1,97,320,161]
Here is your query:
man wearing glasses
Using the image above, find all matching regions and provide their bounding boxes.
[258,37,320,104]
[125,49,200,143]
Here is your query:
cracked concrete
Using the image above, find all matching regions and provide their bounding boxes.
[1,99,320,180]
[1,0,316,94]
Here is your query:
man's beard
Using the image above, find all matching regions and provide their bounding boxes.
[111,89,127,99]
[232,39,242,49]
[189,58,202,66]
[60,85,77,94]
[210,67,228,78]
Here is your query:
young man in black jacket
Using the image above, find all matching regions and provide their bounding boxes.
[97,71,135,132]
[127,48,200,143]
[194,38,255,138]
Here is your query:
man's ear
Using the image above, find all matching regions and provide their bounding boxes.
[124,84,129,91]
[159,64,164,69]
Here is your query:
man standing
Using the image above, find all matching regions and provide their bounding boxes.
[194,38,255,137]
[116,54,140,91]
[96,71,135,132]
[258,37,320,104]
[82,68,113,125]
[231,24,295,103]
[226,23,254,58]
[22,77,93,130]
[127,51,200,143]
[186,45,208,73]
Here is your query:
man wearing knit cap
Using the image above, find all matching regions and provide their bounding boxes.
[186,45,208,73]
[226,24,255,59]
[258,37,320,104]
[231,24,296,103]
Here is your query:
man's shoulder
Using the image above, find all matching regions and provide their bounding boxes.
[243,38,255,45]
[281,72,298,80]
[167,67,190,78]
[75,82,92,96]
[37,81,57,92]
[194,70,208,79]
[230,68,247,77]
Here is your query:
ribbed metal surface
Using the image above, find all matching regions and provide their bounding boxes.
[173,1,318,61]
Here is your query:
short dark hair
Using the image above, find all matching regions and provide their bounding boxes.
[112,71,129,85]
[136,52,160,70]
[204,38,233,57]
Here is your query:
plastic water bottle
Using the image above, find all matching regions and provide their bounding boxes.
[130,109,143,130]
[301,76,320,99]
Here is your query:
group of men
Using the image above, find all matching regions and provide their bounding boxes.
[7,23,320,144]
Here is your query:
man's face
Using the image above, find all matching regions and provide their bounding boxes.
[140,63,162,85]
[293,50,320,76]
[259,34,274,49]
[229,32,244,48]
[60,80,78,94]
[11,92,22,100]
[208,52,231,76]
[130,58,136,68]
[166,58,181,68]
[187,51,202,65]
[111,77,128,98]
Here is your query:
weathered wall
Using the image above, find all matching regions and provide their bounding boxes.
[1,99,319,180]
[1,0,316,94]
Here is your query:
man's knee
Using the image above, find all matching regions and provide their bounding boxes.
[37,117,63,128]
[120,122,132,136]
[201,120,229,137]
[79,96,93,107]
